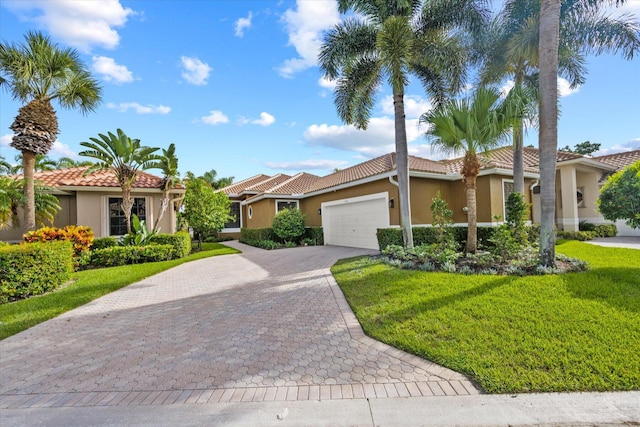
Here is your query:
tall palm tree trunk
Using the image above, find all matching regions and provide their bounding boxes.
[465,176,478,253]
[22,151,36,231]
[394,91,414,249]
[512,71,525,195]
[538,0,561,267]
[121,189,134,234]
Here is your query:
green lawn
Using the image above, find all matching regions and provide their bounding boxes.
[332,240,640,393]
[0,242,240,340]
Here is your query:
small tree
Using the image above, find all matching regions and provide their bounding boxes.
[181,177,231,249]
[272,208,305,245]
[598,161,640,230]
[505,192,529,244]
[430,192,455,250]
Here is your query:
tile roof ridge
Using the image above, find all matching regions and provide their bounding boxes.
[266,171,320,194]
[594,149,640,160]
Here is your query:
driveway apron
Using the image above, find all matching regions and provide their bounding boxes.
[0,242,478,409]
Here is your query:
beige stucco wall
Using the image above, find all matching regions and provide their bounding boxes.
[244,198,276,229]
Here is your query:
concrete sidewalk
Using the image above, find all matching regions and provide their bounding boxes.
[586,236,640,250]
[2,392,639,426]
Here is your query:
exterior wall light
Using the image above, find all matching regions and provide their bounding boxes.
[389,199,394,208]
[317,208,321,215]
[462,206,469,212]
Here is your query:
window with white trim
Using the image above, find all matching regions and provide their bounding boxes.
[576,187,585,208]
[276,200,299,212]
[109,197,146,236]
[225,201,241,229]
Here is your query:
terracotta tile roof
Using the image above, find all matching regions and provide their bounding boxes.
[221,174,272,195]
[246,173,291,192]
[19,167,166,189]
[304,153,447,193]
[265,172,321,195]
[593,149,640,170]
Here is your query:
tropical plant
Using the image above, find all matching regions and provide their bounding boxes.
[201,169,234,190]
[0,176,59,230]
[421,87,522,253]
[55,157,93,169]
[181,177,231,249]
[0,31,102,231]
[318,0,488,249]
[148,143,180,232]
[79,129,159,234]
[598,160,640,229]
[120,214,157,246]
[0,155,13,174]
[12,153,57,173]
[480,0,640,195]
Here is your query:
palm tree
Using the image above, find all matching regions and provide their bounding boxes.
[201,169,234,190]
[79,129,159,234]
[13,153,57,172]
[0,176,60,230]
[0,31,102,231]
[149,143,180,232]
[319,0,488,249]
[0,155,12,175]
[421,87,523,253]
[538,0,561,266]
[480,0,640,195]
[56,157,93,169]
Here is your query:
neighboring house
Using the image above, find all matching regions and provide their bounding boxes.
[220,147,640,249]
[0,167,185,242]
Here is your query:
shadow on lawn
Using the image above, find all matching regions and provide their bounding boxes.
[565,267,640,313]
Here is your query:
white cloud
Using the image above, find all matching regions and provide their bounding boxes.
[235,11,253,37]
[3,0,134,52]
[593,138,640,156]
[201,110,229,125]
[558,77,580,97]
[92,56,133,84]
[278,0,340,77]
[264,159,349,171]
[304,116,424,158]
[50,140,78,158]
[180,56,212,85]
[318,76,337,90]
[380,95,433,118]
[252,112,276,126]
[0,134,12,148]
[107,102,171,114]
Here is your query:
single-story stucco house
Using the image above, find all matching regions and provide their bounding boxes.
[0,167,185,242]
[219,147,640,250]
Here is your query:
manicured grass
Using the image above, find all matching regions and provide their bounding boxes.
[0,242,240,340]
[332,240,640,393]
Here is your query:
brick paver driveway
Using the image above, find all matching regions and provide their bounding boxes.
[0,242,478,409]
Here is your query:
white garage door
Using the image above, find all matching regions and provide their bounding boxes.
[322,192,390,250]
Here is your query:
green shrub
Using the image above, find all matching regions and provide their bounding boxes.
[90,244,174,267]
[431,192,455,250]
[0,241,9,247]
[594,224,617,237]
[377,226,497,251]
[242,239,283,250]
[579,220,597,232]
[302,226,324,245]
[0,241,74,303]
[149,231,191,258]
[556,230,597,241]
[506,192,529,244]
[92,237,117,250]
[240,228,275,243]
[272,208,306,243]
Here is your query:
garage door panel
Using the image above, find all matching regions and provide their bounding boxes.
[322,194,389,250]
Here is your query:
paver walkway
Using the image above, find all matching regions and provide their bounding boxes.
[0,242,478,410]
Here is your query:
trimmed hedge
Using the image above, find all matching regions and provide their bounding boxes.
[594,224,617,238]
[377,226,496,251]
[0,241,74,303]
[90,244,174,268]
[240,228,275,243]
[556,231,597,241]
[240,227,324,248]
[149,231,192,259]
[91,237,117,250]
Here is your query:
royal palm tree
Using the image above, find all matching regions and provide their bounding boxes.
[149,143,180,232]
[319,0,488,249]
[480,0,639,195]
[0,31,102,231]
[79,129,159,234]
[422,87,524,253]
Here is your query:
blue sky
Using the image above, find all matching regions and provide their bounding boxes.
[1,0,639,182]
